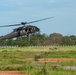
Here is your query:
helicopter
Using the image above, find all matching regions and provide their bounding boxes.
[0,17,53,40]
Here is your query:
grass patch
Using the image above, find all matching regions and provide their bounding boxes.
[0,46,76,75]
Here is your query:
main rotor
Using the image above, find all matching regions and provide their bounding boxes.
[0,17,54,27]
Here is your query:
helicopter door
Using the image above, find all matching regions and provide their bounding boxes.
[28,28,32,33]
[18,31,20,36]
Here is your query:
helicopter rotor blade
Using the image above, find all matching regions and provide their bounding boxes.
[26,17,54,24]
[0,17,53,27]
[0,24,21,27]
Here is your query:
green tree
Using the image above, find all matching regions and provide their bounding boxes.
[49,33,63,45]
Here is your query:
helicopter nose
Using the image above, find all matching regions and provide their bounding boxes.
[36,27,40,32]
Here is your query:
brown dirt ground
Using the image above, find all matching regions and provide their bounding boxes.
[38,58,76,62]
[25,58,76,62]
[0,71,25,75]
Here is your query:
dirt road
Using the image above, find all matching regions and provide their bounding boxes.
[0,71,25,75]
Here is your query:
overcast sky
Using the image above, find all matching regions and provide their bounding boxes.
[0,0,76,36]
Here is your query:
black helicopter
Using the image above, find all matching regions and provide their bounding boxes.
[0,17,53,40]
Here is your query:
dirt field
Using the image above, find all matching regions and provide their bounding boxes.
[25,58,75,62]
[38,58,75,62]
[0,71,25,75]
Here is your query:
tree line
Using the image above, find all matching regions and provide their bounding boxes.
[0,33,76,46]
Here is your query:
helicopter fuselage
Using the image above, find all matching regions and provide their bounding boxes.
[1,25,40,40]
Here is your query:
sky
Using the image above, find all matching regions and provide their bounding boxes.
[0,0,76,36]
